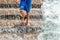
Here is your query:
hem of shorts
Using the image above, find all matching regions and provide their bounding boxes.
[19,9,30,13]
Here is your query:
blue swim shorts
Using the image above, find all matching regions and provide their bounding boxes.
[19,0,32,13]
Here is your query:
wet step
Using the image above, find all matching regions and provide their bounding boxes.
[0,26,43,40]
[0,26,43,34]
[0,19,43,28]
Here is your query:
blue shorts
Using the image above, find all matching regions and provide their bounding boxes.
[19,0,32,13]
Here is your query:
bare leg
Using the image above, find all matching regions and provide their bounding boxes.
[25,12,31,26]
[20,10,25,25]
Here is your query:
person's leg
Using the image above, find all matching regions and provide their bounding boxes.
[19,1,25,25]
[24,0,32,26]
[20,10,25,25]
[25,12,30,26]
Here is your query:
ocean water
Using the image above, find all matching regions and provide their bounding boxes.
[38,0,60,40]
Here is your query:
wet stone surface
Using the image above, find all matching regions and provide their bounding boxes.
[0,26,43,33]
[38,0,60,40]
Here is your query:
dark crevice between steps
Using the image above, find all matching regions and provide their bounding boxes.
[0,4,41,8]
[0,15,43,20]
[0,26,43,34]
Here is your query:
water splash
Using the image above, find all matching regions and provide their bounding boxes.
[38,0,60,40]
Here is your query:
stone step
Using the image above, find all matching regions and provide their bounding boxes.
[0,8,43,27]
[0,33,40,40]
[0,19,43,28]
[0,26,43,40]
[0,0,40,4]
[0,15,42,20]
[0,4,41,8]
[0,8,41,15]
[0,26,43,33]
[0,8,42,19]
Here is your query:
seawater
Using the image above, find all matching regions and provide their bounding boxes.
[38,0,60,40]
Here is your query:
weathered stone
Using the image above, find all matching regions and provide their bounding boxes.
[0,0,40,4]
[0,26,43,40]
[0,0,43,40]
[0,4,41,8]
[0,33,39,40]
[0,26,42,33]
[0,8,41,15]
[0,15,42,20]
[0,19,43,28]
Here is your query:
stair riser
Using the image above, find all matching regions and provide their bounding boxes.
[0,15,42,20]
[0,4,41,8]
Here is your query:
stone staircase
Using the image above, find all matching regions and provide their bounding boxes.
[0,8,43,27]
[0,0,40,4]
[0,8,43,40]
[0,0,43,40]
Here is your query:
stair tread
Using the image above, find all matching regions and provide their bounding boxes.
[0,19,43,27]
[0,8,42,15]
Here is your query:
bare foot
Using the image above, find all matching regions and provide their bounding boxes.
[25,22,31,27]
[20,22,25,26]
[20,17,25,26]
